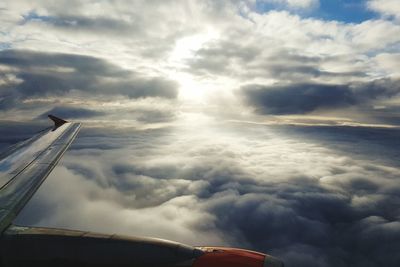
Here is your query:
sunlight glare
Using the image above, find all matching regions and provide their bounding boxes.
[167,30,219,104]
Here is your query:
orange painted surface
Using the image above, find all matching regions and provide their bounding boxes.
[192,247,265,267]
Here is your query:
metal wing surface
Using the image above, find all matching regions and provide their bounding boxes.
[0,116,81,232]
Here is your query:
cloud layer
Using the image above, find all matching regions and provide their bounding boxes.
[8,121,400,267]
[1,1,400,126]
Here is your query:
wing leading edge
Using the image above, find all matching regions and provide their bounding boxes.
[0,115,81,232]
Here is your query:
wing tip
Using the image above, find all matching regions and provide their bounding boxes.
[48,114,68,131]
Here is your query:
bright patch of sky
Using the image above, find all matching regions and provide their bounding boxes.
[255,0,378,23]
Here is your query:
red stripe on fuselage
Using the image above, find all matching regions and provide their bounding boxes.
[193,247,265,267]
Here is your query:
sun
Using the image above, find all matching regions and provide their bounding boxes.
[169,30,218,64]
[166,30,219,103]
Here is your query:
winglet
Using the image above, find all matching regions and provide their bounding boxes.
[48,114,68,131]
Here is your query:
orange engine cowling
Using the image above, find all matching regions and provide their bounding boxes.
[193,247,284,267]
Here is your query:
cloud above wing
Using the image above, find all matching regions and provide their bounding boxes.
[36,106,105,119]
[1,1,400,126]
[240,79,400,115]
[0,49,178,111]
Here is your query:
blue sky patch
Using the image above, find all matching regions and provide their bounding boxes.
[20,10,71,26]
[316,0,377,23]
[255,0,378,23]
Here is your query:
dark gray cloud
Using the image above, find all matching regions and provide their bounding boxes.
[276,125,400,164]
[20,11,136,33]
[185,34,367,81]
[16,6,199,59]
[370,106,400,125]
[241,83,356,114]
[185,40,264,78]
[240,79,400,115]
[0,120,49,153]
[0,49,178,110]
[134,109,177,123]
[37,106,105,120]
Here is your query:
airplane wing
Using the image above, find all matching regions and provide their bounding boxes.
[0,115,283,267]
[0,115,81,232]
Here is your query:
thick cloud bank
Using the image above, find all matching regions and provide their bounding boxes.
[2,121,397,267]
[240,79,400,115]
[0,50,178,110]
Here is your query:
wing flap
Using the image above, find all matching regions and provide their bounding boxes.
[0,119,81,233]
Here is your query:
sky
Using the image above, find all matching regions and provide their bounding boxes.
[0,0,400,266]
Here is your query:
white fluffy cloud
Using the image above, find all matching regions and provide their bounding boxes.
[368,0,400,20]
[373,53,400,78]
